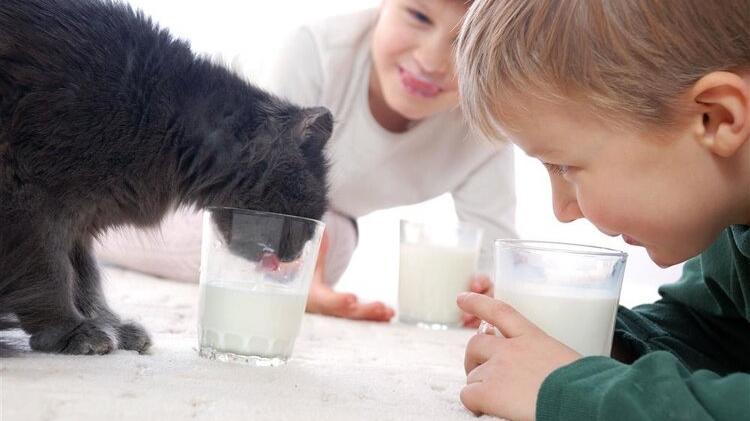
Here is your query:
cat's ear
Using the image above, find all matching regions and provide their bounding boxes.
[294,107,333,150]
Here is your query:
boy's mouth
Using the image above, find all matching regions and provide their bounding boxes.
[398,66,442,98]
[622,235,642,246]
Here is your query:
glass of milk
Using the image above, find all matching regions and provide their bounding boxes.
[197,207,324,366]
[487,240,627,356]
[398,220,483,329]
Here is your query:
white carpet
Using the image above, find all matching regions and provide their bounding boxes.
[1,267,484,421]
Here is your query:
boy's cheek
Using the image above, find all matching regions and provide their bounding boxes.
[576,186,641,235]
[575,199,616,233]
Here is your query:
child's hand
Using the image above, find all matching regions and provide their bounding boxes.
[305,230,394,321]
[306,277,394,321]
[462,275,493,328]
[457,293,582,421]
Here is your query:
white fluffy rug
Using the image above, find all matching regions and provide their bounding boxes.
[1,267,483,421]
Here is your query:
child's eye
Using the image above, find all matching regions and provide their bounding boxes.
[543,162,570,176]
[407,8,432,25]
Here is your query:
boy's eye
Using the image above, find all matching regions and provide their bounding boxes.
[407,8,432,25]
[543,162,570,176]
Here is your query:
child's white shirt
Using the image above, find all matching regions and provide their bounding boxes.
[261,8,516,272]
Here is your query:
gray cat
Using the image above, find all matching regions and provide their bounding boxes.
[0,0,332,355]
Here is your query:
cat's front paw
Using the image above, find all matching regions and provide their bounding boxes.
[30,319,116,355]
[117,321,152,354]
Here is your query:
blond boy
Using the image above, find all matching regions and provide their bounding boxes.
[455,1,750,420]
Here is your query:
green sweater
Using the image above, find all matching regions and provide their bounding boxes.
[537,225,750,421]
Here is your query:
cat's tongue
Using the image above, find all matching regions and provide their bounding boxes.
[260,252,280,272]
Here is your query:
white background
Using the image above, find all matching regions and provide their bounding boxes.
[125,0,683,308]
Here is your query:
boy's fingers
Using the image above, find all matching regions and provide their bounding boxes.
[457,293,532,338]
[464,333,502,374]
[459,383,488,417]
[466,361,489,385]
[470,275,493,295]
[462,313,483,328]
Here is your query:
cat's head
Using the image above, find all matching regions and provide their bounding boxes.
[203,103,332,262]
[252,105,332,223]
[247,105,331,261]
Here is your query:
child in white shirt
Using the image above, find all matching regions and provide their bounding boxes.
[98,0,516,324]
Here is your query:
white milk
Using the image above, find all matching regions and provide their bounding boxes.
[496,287,619,356]
[198,283,307,360]
[398,243,479,326]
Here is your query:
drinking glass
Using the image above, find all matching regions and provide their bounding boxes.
[198,207,324,366]
[481,240,627,356]
[398,220,483,329]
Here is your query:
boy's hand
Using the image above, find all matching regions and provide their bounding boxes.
[462,275,493,328]
[457,293,582,421]
[305,230,394,322]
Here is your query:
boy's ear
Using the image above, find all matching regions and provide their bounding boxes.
[692,71,750,158]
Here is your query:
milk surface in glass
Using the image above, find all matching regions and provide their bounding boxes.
[199,282,307,361]
[496,287,619,355]
[492,240,627,356]
[398,220,482,329]
[399,243,479,326]
[198,208,324,366]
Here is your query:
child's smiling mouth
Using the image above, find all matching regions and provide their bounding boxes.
[398,66,442,98]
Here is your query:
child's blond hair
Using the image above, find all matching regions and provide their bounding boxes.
[456,0,750,138]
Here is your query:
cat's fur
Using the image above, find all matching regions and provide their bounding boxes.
[0,0,332,355]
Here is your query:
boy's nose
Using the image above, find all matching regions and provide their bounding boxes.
[551,182,583,223]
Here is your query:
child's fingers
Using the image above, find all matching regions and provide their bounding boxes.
[464,333,503,374]
[459,382,489,417]
[462,314,481,328]
[466,360,490,385]
[345,301,395,322]
[308,281,394,322]
[457,293,532,339]
[307,284,356,314]
[469,275,493,295]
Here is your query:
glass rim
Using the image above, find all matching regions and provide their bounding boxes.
[399,219,484,235]
[205,206,325,228]
[494,239,627,258]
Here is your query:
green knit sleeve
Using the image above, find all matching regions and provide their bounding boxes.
[612,257,750,374]
[536,353,750,421]
[536,230,750,421]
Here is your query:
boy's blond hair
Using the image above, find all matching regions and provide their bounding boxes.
[457,0,750,138]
